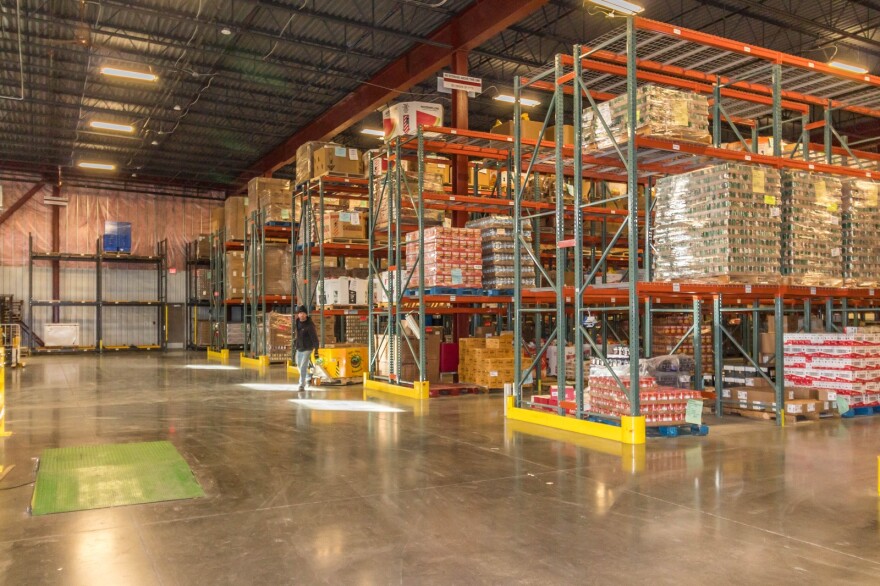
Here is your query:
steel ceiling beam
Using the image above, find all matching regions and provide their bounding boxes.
[0,182,47,228]
[239,0,552,181]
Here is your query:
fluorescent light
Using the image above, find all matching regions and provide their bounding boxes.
[289,399,404,413]
[100,67,158,82]
[89,120,134,133]
[494,94,540,107]
[361,128,385,137]
[77,162,116,171]
[828,60,869,74]
[220,27,233,35]
[588,0,644,15]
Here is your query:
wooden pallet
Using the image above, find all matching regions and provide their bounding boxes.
[324,304,368,310]
[322,237,369,245]
[428,384,490,398]
[723,407,839,424]
[316,171,365,180]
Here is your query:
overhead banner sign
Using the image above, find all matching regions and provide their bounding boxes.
[437,73,482,97]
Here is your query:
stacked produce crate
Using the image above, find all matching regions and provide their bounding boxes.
[781,171,843,286]
[582,85,710,151]
[653,163,782,282]
[843,179,880,287]
[405,227,482,289]
[465,215,534,290]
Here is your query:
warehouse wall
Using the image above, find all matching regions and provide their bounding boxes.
[0,179,221,346]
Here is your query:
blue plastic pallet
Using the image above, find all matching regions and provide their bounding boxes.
[484,289,514,296]
[840,405,880,418]
[265,221,292,227]
[405,287,482,296]
[649,424,710,437]
[294,242,317,251]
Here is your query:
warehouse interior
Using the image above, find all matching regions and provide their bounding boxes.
[2,0,880,583]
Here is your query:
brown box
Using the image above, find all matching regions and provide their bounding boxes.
[211,207,225,234]
[785,399,822,415]
[760,332,776,355]
[723,387,794,411]
[224,196,248,241]
[790,386,817,400]
[225,251,245,299]
[322,211,366,241]
[313,146,364,178]
[263,243,292,296]
[491,120,544,142]
[816,388,838,401]
[247,178,293,225]
[195,235,211,260]
[545,125,575,145]
[425,158,452,185]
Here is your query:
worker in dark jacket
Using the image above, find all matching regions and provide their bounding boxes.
[294,305,320,390]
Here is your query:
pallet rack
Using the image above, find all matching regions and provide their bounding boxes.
[292,176,373,349]
[506,15,880,440]
[207,229,244,360]
[241,209,294,366]
[28,234,168,353]
[184,240,210,350]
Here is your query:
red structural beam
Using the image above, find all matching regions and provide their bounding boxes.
[237,0,551,184]
[0,182,46,228]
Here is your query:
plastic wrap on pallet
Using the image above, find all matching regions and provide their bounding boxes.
[370,175,446,231]
[261,243,292,296]
[588,364,702,424]
[581,85,710,151]
[465,215,534,289]
[653,163,782,282]
[783,332,880,408]
[807,150,880,171]
[224,251,245,299]
[843,179,880,287]
[404,227,482,289]
[247,177,294,225]
[263,311,292,361]
[781,171,843,286]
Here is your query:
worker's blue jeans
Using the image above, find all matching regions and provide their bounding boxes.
[296,350,312,388]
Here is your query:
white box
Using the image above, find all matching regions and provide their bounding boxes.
[350,278,368,305]
[383,102,444,141]
[322,277,350,305]
[44,323,79,347]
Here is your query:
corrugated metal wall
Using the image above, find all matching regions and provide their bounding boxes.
[0,180,219,348]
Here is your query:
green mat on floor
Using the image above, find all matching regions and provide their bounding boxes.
[31,441,205,515]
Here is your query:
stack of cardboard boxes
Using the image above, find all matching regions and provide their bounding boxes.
[211,196,248,241]
[224,251,245,300]
[843,179,880,287]
[781,171,843,286]
[265,312,292,363]
[260,243,293,297]
[784,331,880,410]
[322,211,366,242]
[296,142,364,185]
[589,375,702,425]
[247,177,295,225]
[458,332,517,388]
[374,326,443,383]
[582,85,710,151]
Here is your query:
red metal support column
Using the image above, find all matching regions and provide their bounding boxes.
[234,0,550,187]
[0,182,45,228]
[451,50,471,343]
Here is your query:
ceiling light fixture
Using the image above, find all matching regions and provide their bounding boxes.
[588,0,645,15]
[220,27,233,35]
[361,128,385,138]
[100,67,158,82]
[173,104,182,111]
[151,140,159,146]
[494,95,541,107]
[78,162,116,171]
[828,60,869,75]
[89,120,135,133]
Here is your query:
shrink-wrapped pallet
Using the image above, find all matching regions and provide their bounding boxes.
[781,171,843,286]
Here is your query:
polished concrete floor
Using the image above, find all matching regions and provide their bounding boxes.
[2,352,880,585]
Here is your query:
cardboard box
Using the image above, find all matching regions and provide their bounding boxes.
[225,251,245,299]
[313,146,364,178]
[425,158,452,185]
[490,120,543,142]
[318,346,366,378]
[195,235,211,260]
[545,125,575,145]
[322,211,366,241]
[224,196,248,241]
[247,177,294,225]
[760,332,776,355]
[785,399,823,415]
[263,243,292,296]
[211,207,225,234]
[383,102,444,141]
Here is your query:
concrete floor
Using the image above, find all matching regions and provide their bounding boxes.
[1,352,880,585]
